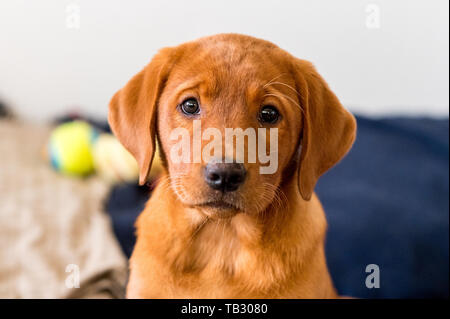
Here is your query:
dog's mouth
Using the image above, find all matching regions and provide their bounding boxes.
[199,200,237,210]
[195,199,241,219]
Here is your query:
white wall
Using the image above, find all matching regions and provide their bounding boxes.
[0,0,448,122]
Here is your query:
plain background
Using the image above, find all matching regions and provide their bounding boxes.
[0,0,448,122]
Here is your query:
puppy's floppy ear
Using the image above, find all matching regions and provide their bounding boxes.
[108,48,173,185]
[292,59,356,200]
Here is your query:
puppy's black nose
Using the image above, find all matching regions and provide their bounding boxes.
[204,162,246,192]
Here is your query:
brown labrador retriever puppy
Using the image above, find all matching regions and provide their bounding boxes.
[109,34,356,298]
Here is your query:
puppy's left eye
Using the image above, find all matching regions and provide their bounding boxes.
[180,98,200,115]
[259,105,280,124]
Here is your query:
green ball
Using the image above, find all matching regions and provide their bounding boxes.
[49,121,97,176]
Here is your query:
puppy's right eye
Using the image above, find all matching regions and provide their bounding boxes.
[180,98,200,115]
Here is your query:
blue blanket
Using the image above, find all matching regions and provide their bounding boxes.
[105,115,449,298]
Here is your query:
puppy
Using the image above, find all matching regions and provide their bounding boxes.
[109,34,356,298]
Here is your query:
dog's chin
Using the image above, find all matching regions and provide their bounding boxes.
[195,201,241,219]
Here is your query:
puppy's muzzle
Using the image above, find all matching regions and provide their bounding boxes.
[204,162,246,192]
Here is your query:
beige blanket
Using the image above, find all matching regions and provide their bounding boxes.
[0,119,127,298]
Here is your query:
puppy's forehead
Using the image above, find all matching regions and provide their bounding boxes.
[169,35,293,92]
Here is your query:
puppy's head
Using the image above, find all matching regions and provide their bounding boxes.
[109,34,356,219]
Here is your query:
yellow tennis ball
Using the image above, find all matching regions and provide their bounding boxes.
[92,133,139,184]
[48,121,96,176]
[92,134,163,184]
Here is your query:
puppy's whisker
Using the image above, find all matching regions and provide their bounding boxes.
[264,81,299,96]
[156,176,172,193]
[191,215,209,238]
[169,174,190,203]
[263,73,286,88]
[263,93,304,115]
[250,183,268,214]
[185,215,210,249]
[265,182,288,211]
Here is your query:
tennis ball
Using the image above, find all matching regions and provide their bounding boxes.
[92,133,139,184]
[92,134,163,184]
[48,121,97,176]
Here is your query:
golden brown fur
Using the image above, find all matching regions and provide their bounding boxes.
[108,34,356,298]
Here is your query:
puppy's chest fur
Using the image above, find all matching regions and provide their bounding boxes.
[169,216,288,294]
[129,186,336,298]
